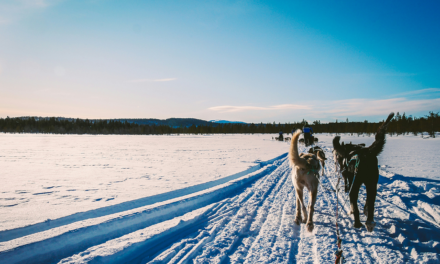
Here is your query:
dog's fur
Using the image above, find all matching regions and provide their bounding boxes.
[332,112,394,232]
[289,129,321,232]
[332,142,365,192]
[308,146,326,175]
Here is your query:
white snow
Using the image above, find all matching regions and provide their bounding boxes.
[0,133,287,232]
[0,133,439,263]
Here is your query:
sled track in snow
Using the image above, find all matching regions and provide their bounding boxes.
[0,154,287,264]
[0,154,287,244]
[1,145,440,263]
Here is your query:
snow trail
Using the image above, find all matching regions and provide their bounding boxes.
[1,139,439,263]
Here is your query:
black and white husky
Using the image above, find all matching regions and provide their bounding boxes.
[333,112,394,232]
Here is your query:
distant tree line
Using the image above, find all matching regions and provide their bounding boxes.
[308,112,439,138]
[0,112,438,137]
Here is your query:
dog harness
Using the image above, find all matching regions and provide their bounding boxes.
[340,154,361,192]
[334,154,361,264]
[307,167,320,175]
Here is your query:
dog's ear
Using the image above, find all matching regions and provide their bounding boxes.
[333,136,349,158]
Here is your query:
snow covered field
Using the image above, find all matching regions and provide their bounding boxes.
[0,134,288,232]
[0,133,439,263]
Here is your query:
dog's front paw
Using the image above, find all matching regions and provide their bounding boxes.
[306,222,314,232]
[353,221,364,229]
[294,217,301,225]
[302,217,308,224]
[365,221,376,232]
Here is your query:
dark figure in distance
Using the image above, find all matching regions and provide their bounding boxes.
[303,126,313,146]
[279,130,284,141]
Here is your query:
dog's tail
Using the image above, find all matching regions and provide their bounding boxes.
[332,136,348,158]
[367,112,394,156]
[289,129,308,169]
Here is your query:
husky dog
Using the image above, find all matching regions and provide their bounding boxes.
[308,146,327,175]
[332,142,365,191]
[289,129,321,232]
[333,112,394,232]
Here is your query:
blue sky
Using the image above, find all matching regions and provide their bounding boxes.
[0,0,439,122]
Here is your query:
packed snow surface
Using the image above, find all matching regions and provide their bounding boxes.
[0,133,439,263]
[0,134,288,231]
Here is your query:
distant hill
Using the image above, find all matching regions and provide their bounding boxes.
[117,118,247,127]
[209,120,247,124]
[117,118,214,127]
[15,117,247,128]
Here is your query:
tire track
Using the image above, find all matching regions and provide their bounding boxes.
[1,155,285,264]
[233,166,292,262]
[192,162,290,264]
[138,159,290,264]
[242,168,294,264]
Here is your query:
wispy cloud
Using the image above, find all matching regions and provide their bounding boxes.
[128,78,177,83]
[393,88,440,97]
[271,104,311,110]
[208,88,440,119]
[208,104,311,113]
[209,106,270,112]
[316,97,440,117]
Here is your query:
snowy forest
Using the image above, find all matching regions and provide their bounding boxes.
[0,112,439,137]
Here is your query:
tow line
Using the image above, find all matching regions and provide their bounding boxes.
[334,176,344,264]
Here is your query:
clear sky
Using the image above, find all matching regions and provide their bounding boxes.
[1,0,439,123]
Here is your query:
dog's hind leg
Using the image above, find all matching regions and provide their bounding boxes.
[342,170,352,193]
[349,182,364,229]
[306,187,318,232]
[294,196,302,225]
[294,185,307,225]
[364,182,378,232]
